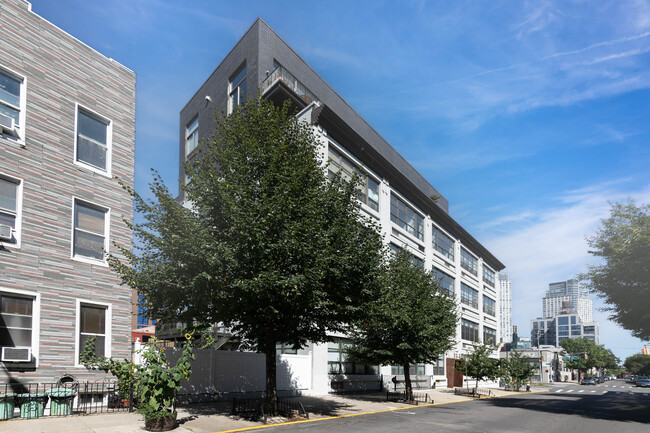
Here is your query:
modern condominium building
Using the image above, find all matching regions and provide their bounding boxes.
[531,302,600,348]
[0,0,135,382]
[543,279,593,322]
[177,18,504,393]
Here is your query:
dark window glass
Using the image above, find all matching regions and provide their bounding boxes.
[433,268,455,296]
[0,294,33,348]
[461,283,478,309]
[460,249,478,276]
[79,305,106,360]
[390,194,423,240]
[483,296,496,316]
[432,226,454,260]
[461,318,479,342]
[77,110,108,170]
[73,202,106,260]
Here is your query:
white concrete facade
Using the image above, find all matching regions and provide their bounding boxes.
[499,273,512,344]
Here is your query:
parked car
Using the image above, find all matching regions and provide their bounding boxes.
[581,376,598,385]
[635,376,648,385]
[636,378,650,388]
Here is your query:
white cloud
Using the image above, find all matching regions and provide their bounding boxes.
[483,180,650,360]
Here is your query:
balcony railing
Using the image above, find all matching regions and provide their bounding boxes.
[260,65,318,106]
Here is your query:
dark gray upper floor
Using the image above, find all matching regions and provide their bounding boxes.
[179,18,504,271]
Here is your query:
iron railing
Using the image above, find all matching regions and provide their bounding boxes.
[454,387,494,398]
[260,65,318,106]
[0,380,132,420]
[386,390,431,405]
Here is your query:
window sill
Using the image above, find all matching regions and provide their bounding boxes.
[432,250,455,268]
[390,224,425,247]
[74,160,111,178]
[72,255,108,267]
[0,133,25,147]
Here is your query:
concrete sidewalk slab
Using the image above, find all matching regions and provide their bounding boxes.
[0,387,549,433]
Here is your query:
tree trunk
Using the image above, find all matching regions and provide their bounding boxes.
[264,332,278,416]
[403,362,413,402]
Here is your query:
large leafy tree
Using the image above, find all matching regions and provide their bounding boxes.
[623,353,650,375]
[110,98,385,414]
[582,201,650,340]
[348,249,457,402]
[560,338,604,378]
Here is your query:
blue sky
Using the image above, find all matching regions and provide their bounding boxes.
[29,0,650,362]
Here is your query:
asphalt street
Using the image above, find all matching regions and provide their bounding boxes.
[246,380,650,433]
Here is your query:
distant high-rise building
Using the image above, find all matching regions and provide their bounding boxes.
[499,273,512,343]
[531,301,599,347]
[543,279,593,322]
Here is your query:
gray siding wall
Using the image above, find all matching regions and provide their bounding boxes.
[0,0,135,382]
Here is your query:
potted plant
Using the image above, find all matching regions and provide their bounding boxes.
[136,334,195,432]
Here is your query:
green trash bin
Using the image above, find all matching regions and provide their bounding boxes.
[0,394,15,420]
[46,388,76,416]
[16,393,47,419]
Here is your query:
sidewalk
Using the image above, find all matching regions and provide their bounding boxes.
[0,386,548,433]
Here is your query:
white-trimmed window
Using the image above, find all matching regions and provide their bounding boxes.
[76,301,111,364]
[72,199,109,263]
[390,194,424,240]
[432,226,454,261]
[0,289,40,363]
[483,265,495,287]
[461,318,479,342]
[460,283,478,309]
[75,105,112,174]
[228,64,246,113]
[328,145,379,211]
[483,295,496,317]
[186,116,199,155]
[0,66,26,142]
[0,175,22,246]
[460,248,478,276]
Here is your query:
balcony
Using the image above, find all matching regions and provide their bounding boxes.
[261,65,318,109]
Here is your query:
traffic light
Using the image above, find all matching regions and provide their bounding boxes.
[642,347,649,355]
[584,354,588,360]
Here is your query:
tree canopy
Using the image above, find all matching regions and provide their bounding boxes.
[348,249,457,401]
[623,353,650,375]
[109,98,385,413]
[582,201,650,340]
[560,338,619,377]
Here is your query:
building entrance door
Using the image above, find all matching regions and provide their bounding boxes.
[446,358,463,388]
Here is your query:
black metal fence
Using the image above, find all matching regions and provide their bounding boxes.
[232,397,308,423]
[454,387,494,398]
[386,390,431,405]
[0,380,133,420]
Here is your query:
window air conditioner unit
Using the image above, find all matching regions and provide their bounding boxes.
[0,113,15,134]
[1,347,32,362]
[0,224,12,241]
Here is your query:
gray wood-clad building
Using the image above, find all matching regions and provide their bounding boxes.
[0,0,135,384]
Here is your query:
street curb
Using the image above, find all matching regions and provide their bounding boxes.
[211,398,477,433]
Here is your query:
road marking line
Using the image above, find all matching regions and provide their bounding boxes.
[590,390,596,393]
[566,389,574,393]
[554,390,563,393]
[612,386,616,388]
[602,391,608,394]
[578,390,584,393]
